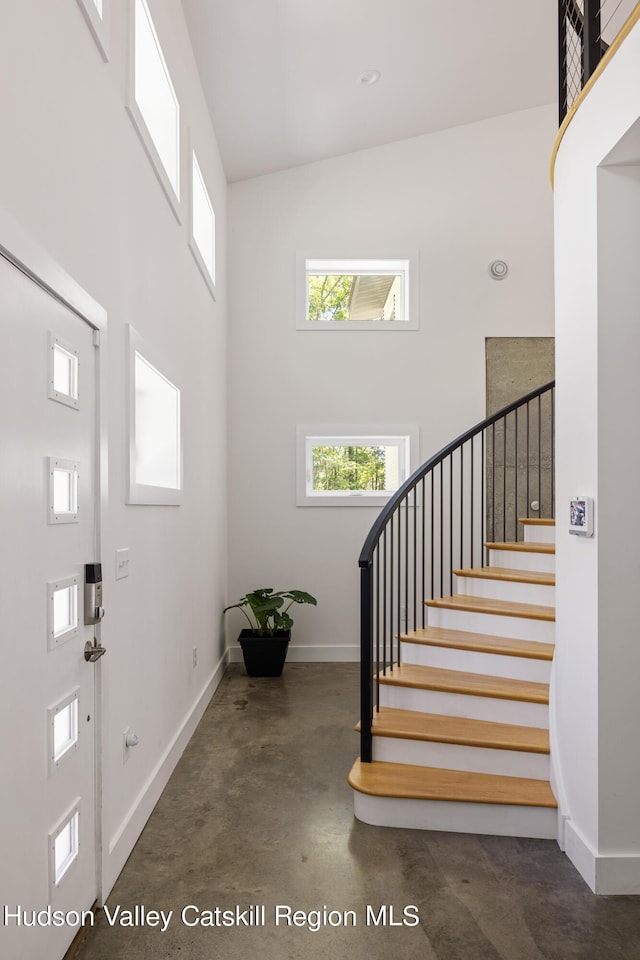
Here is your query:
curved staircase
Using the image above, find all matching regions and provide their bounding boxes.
[349,518,557,838]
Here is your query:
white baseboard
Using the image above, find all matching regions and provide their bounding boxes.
[226,644,360,663]
[354,793,557,839]
[564,819,640,893]
[564,820,597,891]
[102,649,229,898]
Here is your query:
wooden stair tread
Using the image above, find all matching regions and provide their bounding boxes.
[486,540,555,555]
[519,518,555,526]
[401,625,554,661]
[452,566,555,587]
[361,707,550,753]
[377,663,549,704]
[425,595,555,622]
[348,759,557,807]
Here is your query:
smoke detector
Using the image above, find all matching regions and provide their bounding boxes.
[489,260,509,280]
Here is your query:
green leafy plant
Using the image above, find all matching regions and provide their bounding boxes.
[223,588,317,637]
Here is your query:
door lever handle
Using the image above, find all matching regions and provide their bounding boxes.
[84,640,107,663]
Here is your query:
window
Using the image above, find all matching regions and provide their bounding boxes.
[127,326,182,505]
[48,333,79,410]
[49,804,80,891]
[128,0,180,217]
[190,148,216,297]
[76,0,110,61]
[296,425,418,506]
[48,458,79,524]
[47,576,80,649]
[297,256,419,330]
[48,690,80,773]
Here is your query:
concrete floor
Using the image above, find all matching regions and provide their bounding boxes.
[76,663,640,960]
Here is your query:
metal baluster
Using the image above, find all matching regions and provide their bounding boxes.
[460,443,464,572]
[526,401,531,517]
[503,414,507,543]
[538,395,542,519]
[360,563,372,763]
[551,388,555,518]
[382,527,387,676]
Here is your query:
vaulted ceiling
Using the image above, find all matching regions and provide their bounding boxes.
[181,0,558,183]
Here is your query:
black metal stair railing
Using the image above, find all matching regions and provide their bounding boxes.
[558,0,638,123]
[358,381,555,763]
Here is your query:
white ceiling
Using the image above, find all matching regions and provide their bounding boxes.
[181,0,558,183]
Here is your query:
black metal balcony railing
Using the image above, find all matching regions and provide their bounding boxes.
[358,382,555,764]
[559,0,638,122]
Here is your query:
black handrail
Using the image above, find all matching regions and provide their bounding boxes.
[358,380,555,763]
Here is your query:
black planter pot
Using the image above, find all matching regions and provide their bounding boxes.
[238,629,291,677]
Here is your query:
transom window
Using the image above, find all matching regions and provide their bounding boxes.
[190,149,216,296]
[129,0,180,214]
[297,257,418,331]
[297,425,418,506]
[76,0,109,61]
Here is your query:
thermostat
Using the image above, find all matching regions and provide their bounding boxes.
[569,496,594,537]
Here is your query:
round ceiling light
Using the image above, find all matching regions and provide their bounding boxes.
[358,69,381,86]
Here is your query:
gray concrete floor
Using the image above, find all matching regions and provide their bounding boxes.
[76,663,640,960]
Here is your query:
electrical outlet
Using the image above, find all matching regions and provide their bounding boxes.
[192,646,198,668]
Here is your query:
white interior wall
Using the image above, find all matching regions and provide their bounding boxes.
[227,105,556,660]
[554,17,640,893]
[0,0,227,897]
[598,161,640,857]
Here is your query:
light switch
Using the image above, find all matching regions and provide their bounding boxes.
[116,548,130,580]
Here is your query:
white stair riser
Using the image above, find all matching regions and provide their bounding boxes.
[400,641,551,683]
[488,548,555,574]
[379,684,549,728]
[353,793,557,839]
[522,525,556,545]
[372,736,550,780]
[426,607,554,643]
[453,575,555,606]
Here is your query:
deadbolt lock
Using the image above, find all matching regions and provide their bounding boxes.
[84,562,105,625]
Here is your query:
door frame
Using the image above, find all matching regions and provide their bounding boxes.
[0,203,109,903]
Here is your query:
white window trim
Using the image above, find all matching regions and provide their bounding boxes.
[188,134,217,300]
[47,457,80,524]
[296,424,419,507]
[48,331,80,410]
[75,0,110,61]
[296,253,419,331]
[126,0,182,223]
[47,688,80,776]
[127,325,182,506]
[49,800,81,898]
[47,575,80,650]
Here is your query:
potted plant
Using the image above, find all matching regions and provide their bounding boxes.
[223,588,317,677]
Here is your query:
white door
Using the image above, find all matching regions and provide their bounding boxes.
[0,252,100,960]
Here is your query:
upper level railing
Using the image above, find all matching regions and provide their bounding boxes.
[559,1,638,123]
[358,381,555,763]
